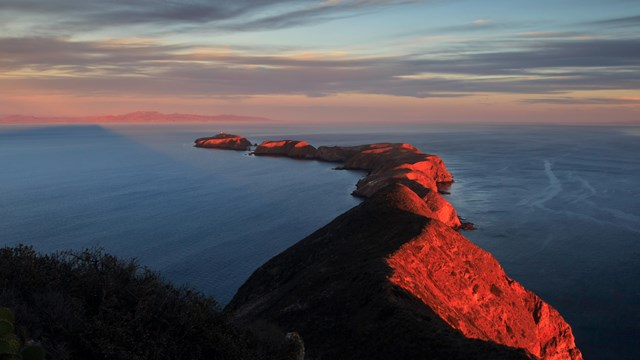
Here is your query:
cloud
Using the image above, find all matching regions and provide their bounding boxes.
[0,0,420,33]
[1,35,639,99]
[522,97,640,105]
[417,38,640,72]
[426,18,511,33]
[472,19,491,25]
[589,14,640,27]
[515,32,589,39]
[0,0,289,23]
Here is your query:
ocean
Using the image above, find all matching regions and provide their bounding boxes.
[1,123,638,359]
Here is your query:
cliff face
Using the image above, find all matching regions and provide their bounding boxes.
[387,215,582,360]
[254,141,454,198]
[194,133,252,150]
[215,137,581,359]
[253,140,318,158]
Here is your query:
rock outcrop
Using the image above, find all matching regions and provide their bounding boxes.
[386,206,582,360]
[255,142,454,199]
[333,143,453,198]
[197,135,582,359]
[253,140,318,159]
[194,133,252,150]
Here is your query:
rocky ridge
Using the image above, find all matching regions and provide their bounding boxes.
[198,135,583,360]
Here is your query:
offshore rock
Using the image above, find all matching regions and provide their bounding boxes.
[194,133,252,150]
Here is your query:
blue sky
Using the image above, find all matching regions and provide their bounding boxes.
[0,0,638,123]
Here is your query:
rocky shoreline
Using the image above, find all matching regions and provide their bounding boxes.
[196,134,582,360]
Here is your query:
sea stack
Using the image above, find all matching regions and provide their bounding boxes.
[194,133,252,150]
[198,135,583,360]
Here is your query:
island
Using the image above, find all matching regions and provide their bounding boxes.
[197,135,583,360]
[0,111,271,124]
[194,133,253,150]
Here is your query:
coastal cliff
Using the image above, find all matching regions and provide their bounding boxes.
[253,141,454,199]
[200,136,582,359]
[253,140,318,159]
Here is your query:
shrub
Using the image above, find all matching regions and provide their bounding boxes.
[0,306,45,360]
[0,245,292,360]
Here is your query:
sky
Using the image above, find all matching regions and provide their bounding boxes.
[0,0,639,124]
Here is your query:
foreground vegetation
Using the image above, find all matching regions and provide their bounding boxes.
[0,245,300,360]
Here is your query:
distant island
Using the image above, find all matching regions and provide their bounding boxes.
[197,134,583,360]
[0,111,271,124]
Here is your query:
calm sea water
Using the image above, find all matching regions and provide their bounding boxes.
[1,123,638,359]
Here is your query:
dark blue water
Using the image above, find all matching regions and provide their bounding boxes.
[0,124,363,303]
[1,124,638,359]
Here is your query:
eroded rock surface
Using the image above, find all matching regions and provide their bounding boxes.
[255,142,454,198]
[254,140,318,159]
[194,133,252,150]
[387,211,582,360]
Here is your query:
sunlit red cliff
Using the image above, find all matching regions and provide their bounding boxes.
[195,134,582,360]
[194,133,253,150]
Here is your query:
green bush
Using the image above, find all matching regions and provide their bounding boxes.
[0,245,294,360]
[0,306,45,360]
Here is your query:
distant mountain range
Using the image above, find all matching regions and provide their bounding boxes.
[0,111,271,124]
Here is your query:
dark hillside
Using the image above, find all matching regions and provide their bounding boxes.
[0,245,297,360]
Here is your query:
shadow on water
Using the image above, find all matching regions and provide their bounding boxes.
[0,125,362,305]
